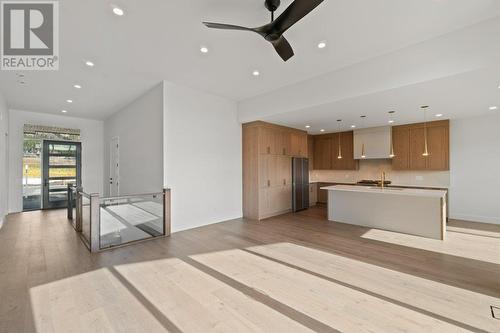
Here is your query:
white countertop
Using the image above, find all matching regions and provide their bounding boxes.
[320,185,447,198]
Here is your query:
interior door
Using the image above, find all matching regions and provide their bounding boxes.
[109,137,120,196]
[42,141,81,209]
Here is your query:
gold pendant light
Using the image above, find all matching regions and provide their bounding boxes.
[388,111,396,158]
[421,106,430,157]
[337,119,343,159]
[360,115,366,158]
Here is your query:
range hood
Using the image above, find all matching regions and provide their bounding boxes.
[353,126,392,159]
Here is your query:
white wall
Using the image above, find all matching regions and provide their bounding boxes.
[163,81,242,232]
[8,110,104,213]
[449,114,500,224]
[103,84,163,196]
[0,93,9,227]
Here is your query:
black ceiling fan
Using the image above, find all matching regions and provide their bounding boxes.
[203,0,324,62]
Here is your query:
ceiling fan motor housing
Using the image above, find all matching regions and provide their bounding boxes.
[265,0,281,12]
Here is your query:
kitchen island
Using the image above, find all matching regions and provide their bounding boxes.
[321,185,447,240]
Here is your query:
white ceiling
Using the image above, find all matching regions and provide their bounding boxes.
[1,0,500,120]
[262,67,500,134]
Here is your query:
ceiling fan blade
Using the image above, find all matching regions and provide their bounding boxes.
[203,22,253,32]
[271,36,294,61]
[272,0,324,35]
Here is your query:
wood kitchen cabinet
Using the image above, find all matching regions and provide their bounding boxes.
[309,183,317,206]
[426,125,449,170]
[409,127,427,170]
[276,130,291,156]
[243,121,308,220]
[392,127,410,170]
[313,131,358,170]
[313,136,332,170]
[307,135,314,170]
[290,132,308,157]
[392,120,449,171]
[259,127,276,155]
[332,131,357,170]
[317,182,330,204]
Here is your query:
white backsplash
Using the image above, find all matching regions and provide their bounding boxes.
[310,159,450,188]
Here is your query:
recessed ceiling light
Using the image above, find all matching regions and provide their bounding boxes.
[66,99,73,103]
[200,46,209,54]
[489,106,498,110]
[317,41,327,49]
[85,60,94,67]
[388,120,395,124]
[320,129,325,132]
[73,84,82,89]
[305,125,311,128]
[112,6,124,16]
[252,70,260,76]
[435,113,443,117]
[351,125,356,128]
[61,110,67,113]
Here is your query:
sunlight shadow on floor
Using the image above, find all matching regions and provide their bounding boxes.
[29,267,168,333]
[112,257,313,332]
[360,227,500,265]
[190,247,480,332]
[244,242,499,332]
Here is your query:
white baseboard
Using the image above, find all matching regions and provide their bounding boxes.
[450,213,500,225]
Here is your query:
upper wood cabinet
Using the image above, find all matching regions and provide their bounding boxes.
[426,125,449,170]
[392,127,410,170]
[313,136,332,170]
[392,120,449,171]
[257,124,306,157]
[276,130,291,156]
[409,127,427,170]
[312,131,358,170]
[290,132,307,157]
[307,135,314,170]
[332,131,357,170]
[258,127,276,155]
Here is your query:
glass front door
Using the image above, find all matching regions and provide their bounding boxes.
[23,138,42,210]
[42,141,82,209]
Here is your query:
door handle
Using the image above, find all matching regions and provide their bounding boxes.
[267,180,270,187]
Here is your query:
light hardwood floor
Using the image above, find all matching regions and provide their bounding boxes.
[1,207,499,332]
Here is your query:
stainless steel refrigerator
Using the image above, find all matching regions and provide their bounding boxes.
[292,157,309,212]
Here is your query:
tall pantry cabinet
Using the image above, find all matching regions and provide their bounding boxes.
[243,121,308,220]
